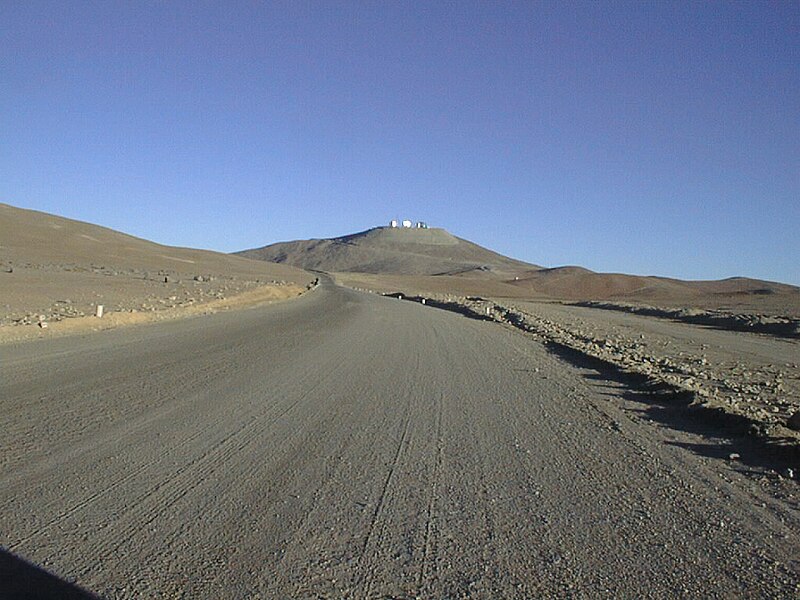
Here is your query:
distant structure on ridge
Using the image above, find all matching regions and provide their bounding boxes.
[389,219,428,229]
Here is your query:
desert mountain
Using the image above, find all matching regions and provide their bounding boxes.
[236,226,539,277]
[239,224,799,307]
[0,202,307,281]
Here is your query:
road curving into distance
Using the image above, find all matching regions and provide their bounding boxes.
[1,280,798,598]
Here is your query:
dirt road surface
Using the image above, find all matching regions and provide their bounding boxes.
[2,281,798,598]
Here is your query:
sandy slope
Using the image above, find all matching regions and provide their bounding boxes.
[0,203,313,331]
[0,203,304,277]
[2,281,798,598]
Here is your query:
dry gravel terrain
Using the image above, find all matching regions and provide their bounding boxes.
[0,203,313,343]
[2,280,798,598]
[510,301,800,429]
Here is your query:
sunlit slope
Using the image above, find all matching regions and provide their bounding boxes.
[237,226,539,277]
[1,202,308,281]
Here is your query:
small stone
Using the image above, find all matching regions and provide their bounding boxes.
[728,453,740,461]
[38,321,48,328]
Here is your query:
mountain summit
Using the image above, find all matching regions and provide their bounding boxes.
[235,226,539,277]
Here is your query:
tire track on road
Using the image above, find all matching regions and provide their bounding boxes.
[417,390,444,595]
[356,405,413,600]
[91,360,342,567]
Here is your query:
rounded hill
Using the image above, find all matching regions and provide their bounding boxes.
[236,226,540,277]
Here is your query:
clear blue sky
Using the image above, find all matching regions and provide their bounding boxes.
[2,1,798,284]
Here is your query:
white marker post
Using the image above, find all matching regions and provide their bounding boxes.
[96,304,104,318]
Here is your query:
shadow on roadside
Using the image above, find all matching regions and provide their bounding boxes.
[0,549,100,600]
[624,390,798,474]
[545,340,799,474]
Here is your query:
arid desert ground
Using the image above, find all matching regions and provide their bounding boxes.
[2,204,798,598]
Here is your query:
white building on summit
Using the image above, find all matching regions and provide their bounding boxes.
[388,219,429,229]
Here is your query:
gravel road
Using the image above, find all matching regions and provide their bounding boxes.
[1,281,798,598]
